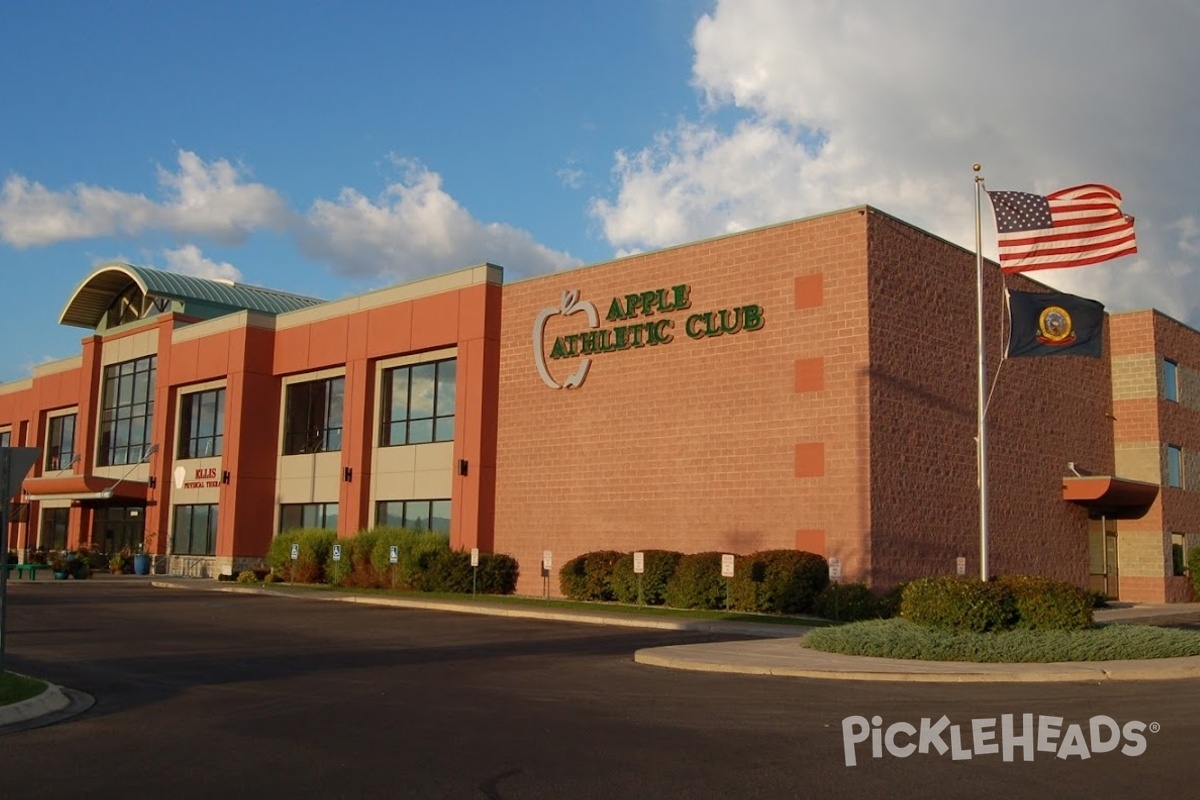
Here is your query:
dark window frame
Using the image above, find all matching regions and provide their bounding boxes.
[45,413,77,471]
[172,504,219,556]
[283,377,344,455]
[379,358,456,447]
[178,388,226,459]
[1164,359,1179,403]
[278,502,339,533]
[97,355,157,467]
[1167,445,1184,489]
[40,507,70,551]
[374,498,451,535]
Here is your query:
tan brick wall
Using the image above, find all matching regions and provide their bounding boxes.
[494,212,872,595]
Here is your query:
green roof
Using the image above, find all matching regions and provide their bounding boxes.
[59,262,325,329]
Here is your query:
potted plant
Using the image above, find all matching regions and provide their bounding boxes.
[133,542,151,576]
[49,552,69,580]
[109,551,126,574]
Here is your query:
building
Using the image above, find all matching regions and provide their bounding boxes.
[2,207,1193,602]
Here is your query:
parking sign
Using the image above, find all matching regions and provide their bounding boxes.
[290,543,300,560]
[721,554,735,577]
[332,544,342,562]
[389,545,399,564]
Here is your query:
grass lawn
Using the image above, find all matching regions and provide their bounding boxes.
[239,581,835,627]
[803,618,1200,662]
[0,671,46,706]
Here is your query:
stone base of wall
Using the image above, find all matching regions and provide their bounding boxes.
[1118,575,1195,603]
[168,555,270,579]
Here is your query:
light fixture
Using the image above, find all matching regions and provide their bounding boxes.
[343,466,353,482]
[222,470,230,484]
[458,459,469,477]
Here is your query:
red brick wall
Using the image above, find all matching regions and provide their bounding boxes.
[865,212,1112,589]
[494,211,873,595]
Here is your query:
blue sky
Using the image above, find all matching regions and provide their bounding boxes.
[2,1,1198,381]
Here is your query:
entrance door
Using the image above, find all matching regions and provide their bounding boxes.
[1088,517,1119,599]
[93,505,146,554]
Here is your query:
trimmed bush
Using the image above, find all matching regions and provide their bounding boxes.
[665,552,728,610]
[559,550,625,601]
[729,550,829,614]
[610,550,684,605]
[414,549,518,594]
[1189,548,1200,599]
[812,582,887,622]
[369,528,450,589]
[335,529,383,588]
[900,576,1016,632]
[236,570,258,584]
[268,528,337,583]
[995,575,1094,630]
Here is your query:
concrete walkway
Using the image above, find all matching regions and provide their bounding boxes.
[5,582,1200,734]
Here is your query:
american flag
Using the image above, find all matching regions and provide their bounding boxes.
[986,184,1137,273]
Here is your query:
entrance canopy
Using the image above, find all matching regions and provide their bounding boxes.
[23,474,149,502]
[1062,475,1158,519]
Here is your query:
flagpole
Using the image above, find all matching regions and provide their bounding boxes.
[974,163,989,581]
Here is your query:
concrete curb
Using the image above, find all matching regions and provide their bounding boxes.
[149,580,810,638]
[633,639,1200,682]
[0,681,70,726]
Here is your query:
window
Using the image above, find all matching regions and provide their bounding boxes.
[283,377,344,454]
[1172,533,1188,577]
[93,506,145,554]
[375,499,450,535]
[1164,359,1179,403]
[172,504,218,556]
[178,389,225,459]
[97,356,157,466]
[1167,445,1184,489]
[279,503,339,532]
[0,429,11,448]
[380,359,456,446]
[40,508,69,550]
[45,413,77,470]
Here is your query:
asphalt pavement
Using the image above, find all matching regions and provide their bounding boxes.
[4,576,1200,733]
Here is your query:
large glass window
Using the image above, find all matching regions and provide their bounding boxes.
[97,356,157,467]
[283,377,344,454]
[279,503,339,532]
[45,413,77,470]
[172,504,218,556]
[178,389,225,459]
[1172,533,1188,577]
[93,506,145,554]
[1167,445,1184,489]
[380,359,456,446]
[0,429,12,448]
[375,499,450,535]
[1164,359,1179,403]
[40,507,69,550]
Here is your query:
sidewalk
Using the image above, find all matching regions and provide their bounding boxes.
[6,582,1200,734]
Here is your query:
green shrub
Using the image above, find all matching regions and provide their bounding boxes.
[1189,548,1200,599]
[337,529,382,588]
[1086,589,1109,609]
[729,550,829,614]
[267,528,337,583]
[236,570,258,584]
[879,583,905,618]
[812,582,887,622]
[609,550,684,605]
[559,550,625,601]
[995,575,1094,630]
[475,552,520,595]
[665,552,728,610]
[369,528,450,589]
[900,576,1016,632]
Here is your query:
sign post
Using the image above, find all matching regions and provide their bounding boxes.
[721,554,735,612]
[331,543,343,586]
[828,557,842,621]
[633,551,645,605]
[290,543,299,585]
[542,550,552,600]
[389,545,399,590]
[0,447,42,675]
[956,556,967,577]
[470,548,480,597]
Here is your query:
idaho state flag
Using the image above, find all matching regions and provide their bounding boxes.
[1008,290,1105,358]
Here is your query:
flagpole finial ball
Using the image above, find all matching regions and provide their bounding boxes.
[972,163,982,172]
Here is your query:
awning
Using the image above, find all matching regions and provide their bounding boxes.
[23,474,149,502]
[1062,475,1158,519]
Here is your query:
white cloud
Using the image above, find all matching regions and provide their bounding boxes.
[0,150,288,247]
[159,244,242,282]
[298,158,579,280]
[591,0,1200,323]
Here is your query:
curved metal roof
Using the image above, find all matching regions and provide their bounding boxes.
[59,262,325,329]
